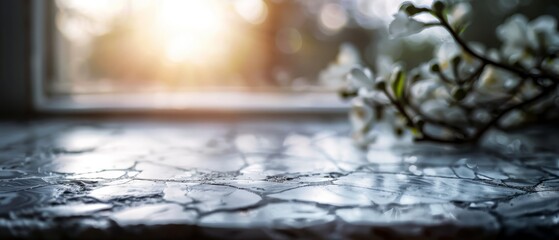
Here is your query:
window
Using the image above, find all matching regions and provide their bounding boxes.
[31,0,433,113]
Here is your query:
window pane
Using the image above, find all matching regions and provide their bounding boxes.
[49,0,410,95]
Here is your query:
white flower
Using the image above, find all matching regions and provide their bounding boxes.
[466,66,520,105]
[443,106,467,124]
[497,15,537,65]
[499,110,525,128]
[350,98,374,132]
[410,78,448,103]
[518,80,541,99]
[388,11,426,38]
[497,15,538,51]
[497,15,559,67]
[472,109,491,123]
[436,41,462,70]
[348,67,374,90]
[447,2,472,29]
[435,41,484,80]
[421,99,466,123]
[349,98,376,146]
[345,59,403,146]
[347,67,391,104]
[375,55,396,79]
[319,43,361,88]
[422,123,454,140]
[477,66,520,93]
[421,99,447,119]
[531,16,559,50]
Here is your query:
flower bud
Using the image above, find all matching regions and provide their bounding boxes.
[401,2,423,16]
[451,87,466,101]
[390,67,404,83]
[394,127,404,137]
[430,63,441,72]
[451,55,462,67]
[413,116,425,129]
[432,1,445,15]
[339,88,358,99]
[411,72,422,83]
[375,79,387,90]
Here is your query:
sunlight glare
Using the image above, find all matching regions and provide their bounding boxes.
[156,0,229,63]
[234,0,268,25]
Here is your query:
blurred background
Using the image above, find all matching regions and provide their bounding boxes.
[47,0,559,93]
[47,0,393,94]
[1,0,558,116]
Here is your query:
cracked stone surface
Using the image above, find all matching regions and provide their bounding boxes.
[0,119,558,239]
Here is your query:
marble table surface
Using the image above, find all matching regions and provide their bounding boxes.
[0,118,558,239]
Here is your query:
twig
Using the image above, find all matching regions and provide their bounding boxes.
[471,83,558,142]
[435,12,559,82]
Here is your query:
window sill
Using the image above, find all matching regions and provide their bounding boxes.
[35,92,349,115]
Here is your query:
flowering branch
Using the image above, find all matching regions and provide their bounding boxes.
[337,1,559,146]
[434,9,559,81]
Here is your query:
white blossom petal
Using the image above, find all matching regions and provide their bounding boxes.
[499,110,525,128]
[497,15,538,53]
[477,66,520,92]
[348,67,375,89]
[436,42,461,67]
[443,106,467,124]
[388,12,426,38]
[318,43,361,88]
[410,79,441,102]
[448,2,472,28]
[375,55,395,78]
[473,109,491,123]
[423,123,454,140]
[349,98,375,134]
[421,99,448,119]
[531,15,559,49]
[518,81,541,99]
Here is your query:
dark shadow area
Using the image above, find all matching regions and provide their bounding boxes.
[0,0,32,119]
